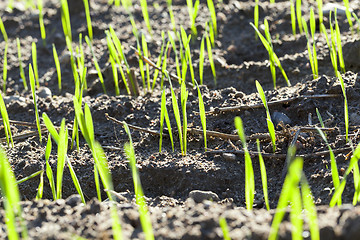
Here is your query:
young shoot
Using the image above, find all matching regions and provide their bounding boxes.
[159,89,174,152]
[29,64,42,143]
[256,139,269,210]
[337,72,349,142]
[60,0,72,41]
[186,0,200,37]
[296,0,303,33]
[52,44,62,92]
[32,42,40,88]
[37,0,46,45]
[234,116,255,210]
[207,0,217,36]
[140,0,153,36]
[16,38,28,90]
[83,0,93,41]
[256,80,276,152]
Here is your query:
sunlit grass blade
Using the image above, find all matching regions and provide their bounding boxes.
[66,156,86,203]
[52,44,62,92]
[45,134,56,199]
[256,80,276,152]
[317,0,323,25]
[0,91,13,147]
[167,0,176,32]
[330,143,360,206]
[16,38,28,90]
[159,89,174,152]
[140,0,152,36]
[316,127,341,205]
[180,81,188,154]
[296,0,303,33]
[83,0,93,40]
[301,174,320,240]
[16,169,43,185]
[168,31,181,81]
[320,23,338,75]
[0,17,8,42]
[290,0,296,35]
[56,120,68,200]
[337,72,348,142]
[199,36,205,85]
[141,36,151,91]
[36,170,44,200]
[170,83,184,155]
[37,0,46,45]
[290,186,303,240]
[268,154,303,240]
[152,32,166,90]
[29,64,42,143]
[219,217,231,240]
[32,42,40,88]
[335,15,345,73]
[60,0,72,41]
[0,146,28,239]
[206,34,216,85]
[234,116,254,210]
[343,0,353,33]
[110,55,120,95]
[195,81,207,151]
[123,122,154,240]
[207,0,217,36]
[256,139,269,210]
[3,43,8,93]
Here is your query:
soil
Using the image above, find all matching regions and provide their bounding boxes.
[1,0,360,239]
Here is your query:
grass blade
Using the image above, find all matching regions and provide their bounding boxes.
[256,139,269,210]
[29,64,42,143]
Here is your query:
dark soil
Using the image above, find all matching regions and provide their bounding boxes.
[1,0,360,239]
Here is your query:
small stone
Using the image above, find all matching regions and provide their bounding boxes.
[3,95,26,105]
[38,87,52,99]
[189,190,220,203]
[227,44,237,53]
[222,153,236,161]
[272,111,292,127]
[65,195,82,207]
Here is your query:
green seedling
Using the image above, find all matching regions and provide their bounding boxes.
[123,122,155,240]
[16,38,28,90]
[256,139,269,210]
[186,0,200,37]
[159,42,170,90]
[330,143,360,207]
[181,27,195,85]
[2,43,8,93]
[0,91,13,147]
[219,217,231,240]
[37,0,46,45]
[207,0,217,36]
[83,0,93,40]
[208,21,216,48]
[159,89,174,152]
[337,72,349,142]
[296,0,303,33]
[36,170,44,200]
[60,0,72,41]
[302,17,318,79]
[140,0,152,36]
[195,81,207,150]
[167,0,176,32]
[0,146,28,239]
[254,0,259,38]
[352,143,360,205]
[256,80,276,152]
[56,119,68,200]
[29,64,42,143]
[106,32,122,95]
[141,36,151,91]
[45,134,56,200]
[16,169,43,185]
[206,33,217,85]
[199,36,205,85]
[320,22,338,75]
[317,0,323,25]
[85,36,106,94]
[250,21,290,88]
[0,16,8,42]
[343,0,353,33]
[269,153,319,240]
[52,44,62,92]
[110,55,120,95]
[181,81,189,154]
[290,0,296,35]
[32,42,40,88]
[334,13,345,73]
[235,116,255,210]
[316,127,341,205]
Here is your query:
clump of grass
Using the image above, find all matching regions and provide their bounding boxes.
[234,116,254,210]
[250,21,290,88]
[29,64,42,143]
[60,0,72,41]
[37,0,46,45]
[269,150,320,240]
[52,44,62,92]
[16,38,28,90]
[0,146,28,239]
[256,80,276,152]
